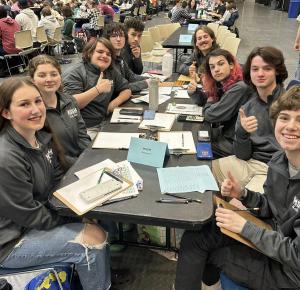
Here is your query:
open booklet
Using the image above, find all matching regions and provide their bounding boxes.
[54,168,133,215]
[214,196,272,250]
[158,131,196,154]
[139,113,176,131]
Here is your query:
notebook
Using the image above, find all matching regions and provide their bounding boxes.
[138,113,176,131]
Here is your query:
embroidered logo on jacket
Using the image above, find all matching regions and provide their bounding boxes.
[45,149,53,164]
[67,108,78,118]
[292,196,300,212]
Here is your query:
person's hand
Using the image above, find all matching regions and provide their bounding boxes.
[189,61,197,78]
[221,171,244,199]
[145,78,151,87]
[131,45,141,58]
[96,72,112,94]
[239,108,258,133]
[294,42,300,51]
[215,207,247,234]
[187,79,197,93]
[107,100,119,114]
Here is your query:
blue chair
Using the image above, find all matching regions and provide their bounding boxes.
[286,79,300,90]
[0,263,74,290]
[220,272,251,290]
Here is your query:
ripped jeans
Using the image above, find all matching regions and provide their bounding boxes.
[0,223,111,290]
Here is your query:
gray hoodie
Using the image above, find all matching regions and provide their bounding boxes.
[0,125,71,263]
[38,15,60,39]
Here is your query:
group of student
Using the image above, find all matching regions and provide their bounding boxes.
[0,11,300,290]
[170,0,239,28]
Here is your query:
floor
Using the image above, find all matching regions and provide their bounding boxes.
[5,2,298,289]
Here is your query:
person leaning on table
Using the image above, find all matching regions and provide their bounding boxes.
[188,48,252,157]
[0,77,110,290]
[62,37,131,132]
[175,85,300,290]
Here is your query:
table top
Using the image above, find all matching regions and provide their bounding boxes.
[50,94,215,230]
[188,17,213,24]
[162,27,194,50]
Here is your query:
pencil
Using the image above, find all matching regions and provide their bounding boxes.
[232,207,260,212]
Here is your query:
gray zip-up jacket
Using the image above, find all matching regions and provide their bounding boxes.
[114,55,147,94]
[0,126,70,263]
[121,43,143,75]
[46,92,91,164]
[201,81,252,143]
[233,85,284,163]
[241,151,300,286]
[62,61,129,128]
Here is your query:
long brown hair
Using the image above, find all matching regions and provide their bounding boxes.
[0,77,70,171]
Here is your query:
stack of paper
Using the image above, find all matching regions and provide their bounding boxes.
[110,107,142,124]
[142,73,169,82]
[131,87,172,105]
[157,165,219,193]
[166,103,203,116]
[92,132,141,149]
[174,89,190,99]
[158,131,196,154]
[139,113,176,131]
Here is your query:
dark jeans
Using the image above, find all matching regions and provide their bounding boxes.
[175,221,300,290]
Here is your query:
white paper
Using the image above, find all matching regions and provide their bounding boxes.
[158,131,196,154]
[141,73,168,82]
[92,132,140,149]
[138,113,176,131]
[166,103,203,115]
[75,159,116,179]
[110,107,142,124]
[131,94,171,105]
[175,89,190,99]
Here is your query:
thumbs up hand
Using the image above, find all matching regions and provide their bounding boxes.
[239,108,258,133]
[189,61,197,79]
[221,171,244,199]
[96,72,112,94]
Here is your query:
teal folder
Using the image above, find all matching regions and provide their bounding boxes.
[127,137,169,168]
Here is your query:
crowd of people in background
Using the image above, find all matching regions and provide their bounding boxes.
[1,0,300,289]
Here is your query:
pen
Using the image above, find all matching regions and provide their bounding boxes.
[165,193,202,203]
[118,117,140,120]
[232,207,260,212]
[97,169,105,184]
[103,195,137,205]
[181,133,184,147]
[156,198,189,204]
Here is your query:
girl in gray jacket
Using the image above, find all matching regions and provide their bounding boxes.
[0,77,111,290]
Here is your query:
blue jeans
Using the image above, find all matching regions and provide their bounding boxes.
[0,223,111,290]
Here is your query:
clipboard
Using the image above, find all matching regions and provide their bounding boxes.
[214,196,272,250]
[53,168,133,215]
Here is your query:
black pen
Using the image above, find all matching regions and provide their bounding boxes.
[165,193,202,203]
[104,171,124,183]
[156,198,188,204]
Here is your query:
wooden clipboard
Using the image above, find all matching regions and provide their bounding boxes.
[214,196,272,250]
[53,168,133,216]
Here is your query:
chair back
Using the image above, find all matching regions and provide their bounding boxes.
[149,26,162,42]
[222,37,241,56]
[133,7,139,16]
[139,6,146,14]
[140,34,154,53]
[217,29,231,46]
[97,15,105,27]
[36,26,48,44]
[207,22,219,36]
[52,26,63,43]
[15,30,33,49]
[113,13,120,22]
[216,25,229,42]
[157,24,174,41]
[286,79,300,90]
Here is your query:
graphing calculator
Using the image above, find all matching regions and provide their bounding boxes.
[177,114,204,123]
[196,142,213,160]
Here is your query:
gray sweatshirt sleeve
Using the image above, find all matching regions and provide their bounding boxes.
[241,220,300,270]
[233,112,252,160]
[203,82,249,123]
[0,153,67,230]
[123,60,148,93]
[63,68,86,95]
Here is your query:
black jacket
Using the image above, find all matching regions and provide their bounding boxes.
[121,43,143,75]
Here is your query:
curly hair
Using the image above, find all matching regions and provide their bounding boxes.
[243,46,288,87]
[103,22,127,41]
[124,17,145,33]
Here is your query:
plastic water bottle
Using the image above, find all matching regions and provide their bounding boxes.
[162,50,173,78]
[149,78,159,111]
